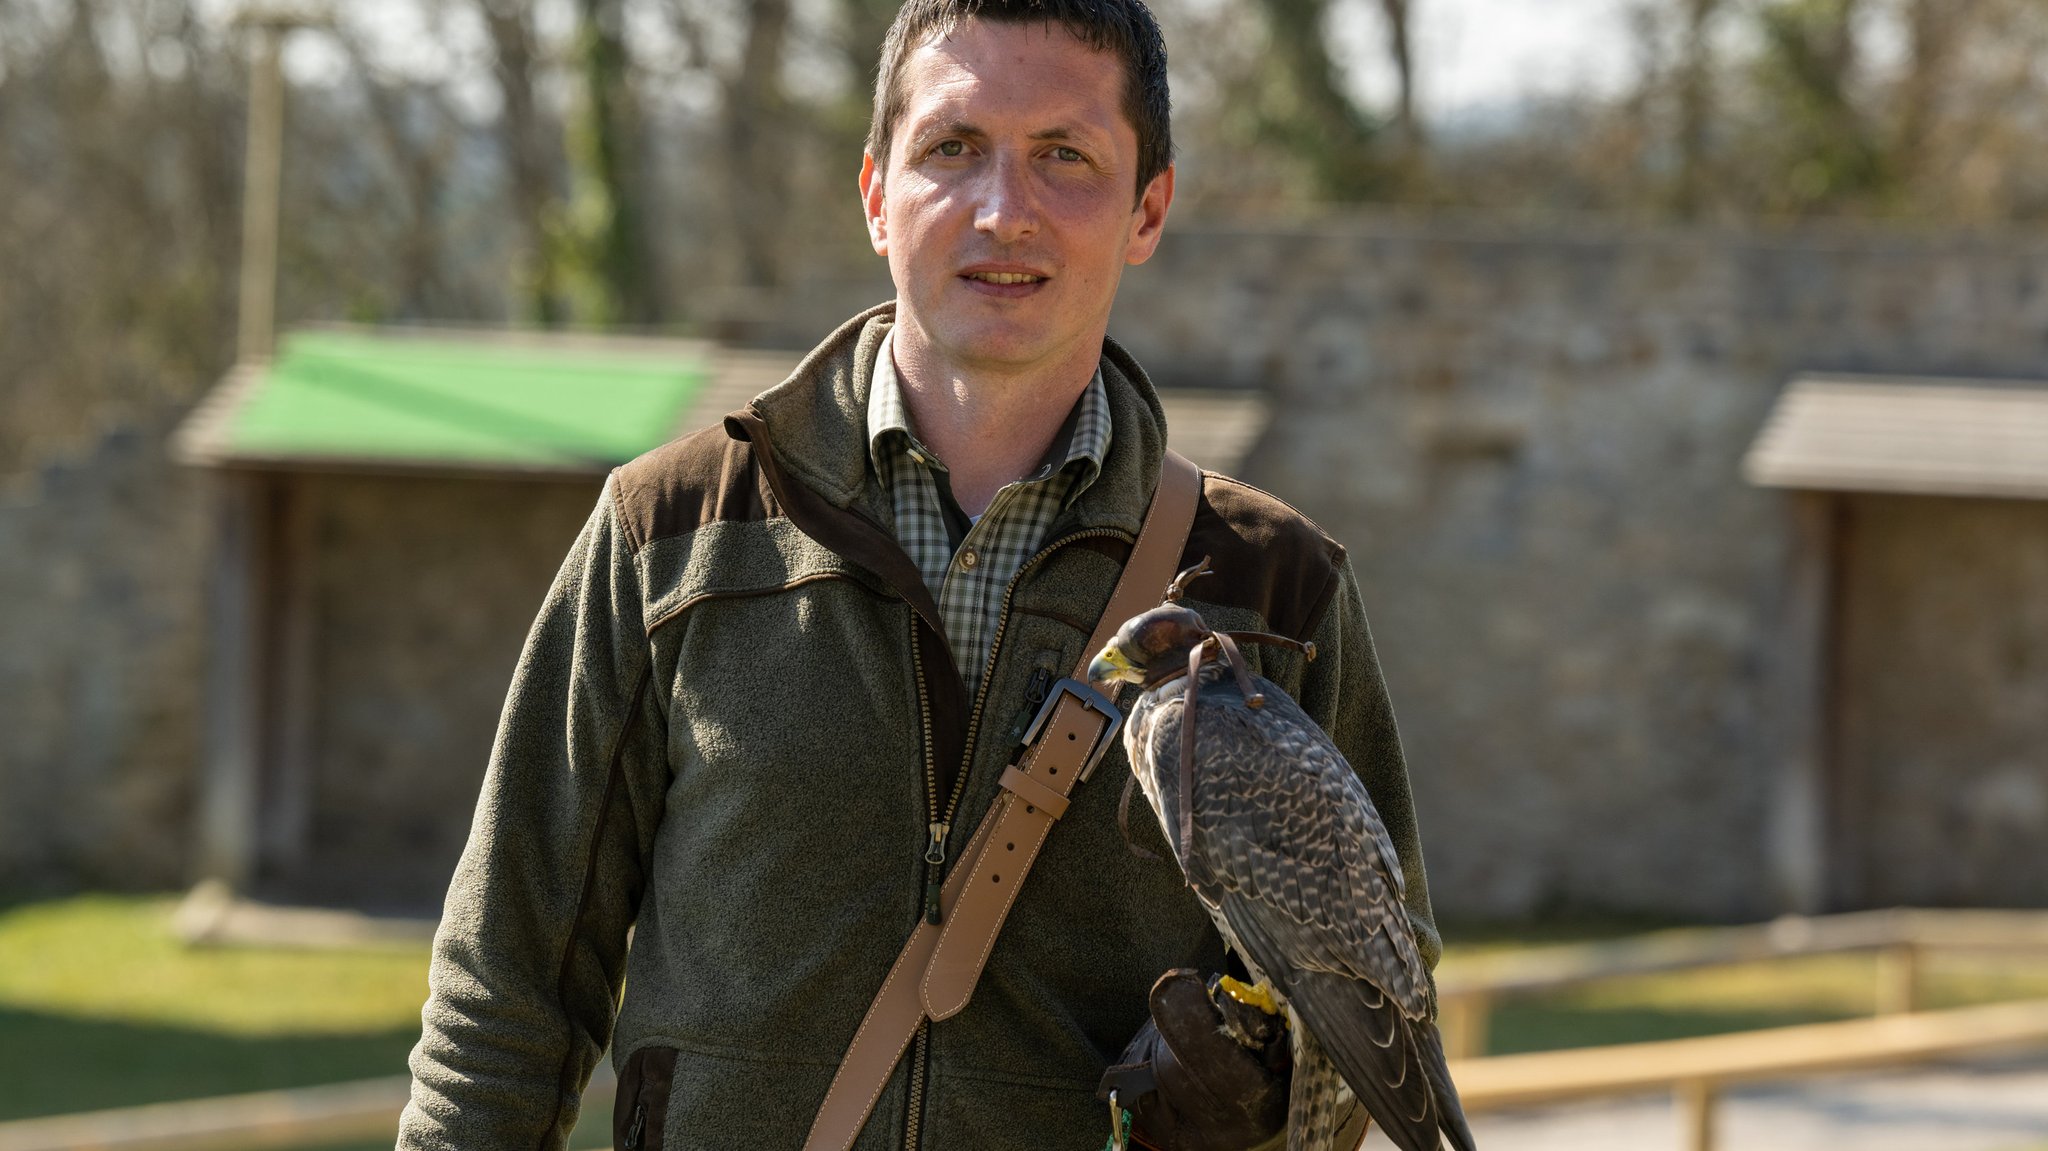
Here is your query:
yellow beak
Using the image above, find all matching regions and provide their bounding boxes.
[1087,642,1141,687]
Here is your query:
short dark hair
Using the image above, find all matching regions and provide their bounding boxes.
[866,0,1174,202]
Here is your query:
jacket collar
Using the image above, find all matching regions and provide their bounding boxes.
[726,300,1172,545]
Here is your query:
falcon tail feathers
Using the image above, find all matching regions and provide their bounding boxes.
[1284,1028,1352,1151]
[1415,1017,1478,1151]
[1287,971,1471,1151]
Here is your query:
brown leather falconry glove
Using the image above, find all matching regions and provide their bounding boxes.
[1096,969,1292,1151]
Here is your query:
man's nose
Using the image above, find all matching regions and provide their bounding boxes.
[972,153,1041,244]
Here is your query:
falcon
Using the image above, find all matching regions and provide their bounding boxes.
[1087,561,1476,1151]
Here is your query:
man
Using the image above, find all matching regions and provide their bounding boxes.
[397,1,1441,1148]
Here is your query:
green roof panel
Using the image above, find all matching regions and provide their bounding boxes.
[223,331,707,472]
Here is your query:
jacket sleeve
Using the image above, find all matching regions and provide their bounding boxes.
[1291,555,1442,977]
[398,476,670,1150]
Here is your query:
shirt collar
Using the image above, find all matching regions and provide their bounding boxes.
[866,329,925,475]
[867,329,1113,497]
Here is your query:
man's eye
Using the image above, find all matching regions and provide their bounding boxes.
[936,140,965,157]
[1054,146,1084,162]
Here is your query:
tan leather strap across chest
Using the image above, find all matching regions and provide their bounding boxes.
[802,450,1202,1151]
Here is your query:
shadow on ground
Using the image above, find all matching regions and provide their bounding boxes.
[0,1005,418,1120]
[0,1006,614,1148]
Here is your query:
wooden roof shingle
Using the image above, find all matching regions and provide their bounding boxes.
[1744,375,2048,500]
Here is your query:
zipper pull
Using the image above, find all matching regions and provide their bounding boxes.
[624,1100,646,1149]
[1009,667,1056,743]
[923,821,950,924]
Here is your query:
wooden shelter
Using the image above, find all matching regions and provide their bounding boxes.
[1745,374,2048,913]
[173,327,793,906]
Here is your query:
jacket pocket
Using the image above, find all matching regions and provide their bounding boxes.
[615,1045,678,1151]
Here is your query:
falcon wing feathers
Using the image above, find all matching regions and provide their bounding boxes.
[1170,682,1430,1016]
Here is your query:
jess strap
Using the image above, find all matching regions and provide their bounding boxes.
[801,450,1203,1151]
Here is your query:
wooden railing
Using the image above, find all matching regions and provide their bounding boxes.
[1434,907,2048,1059]
[1424,908,2048,1151]
[1449,997,2048,1151]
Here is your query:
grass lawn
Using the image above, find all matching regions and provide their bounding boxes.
[0,894,613,1147]
[3,896,2045,1143]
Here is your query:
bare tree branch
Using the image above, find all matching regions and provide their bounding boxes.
[478,0,566,324]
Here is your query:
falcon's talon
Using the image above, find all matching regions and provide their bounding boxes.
[1217,975,1281,1016]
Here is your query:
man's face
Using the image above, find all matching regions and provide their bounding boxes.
[860,19,1173,377]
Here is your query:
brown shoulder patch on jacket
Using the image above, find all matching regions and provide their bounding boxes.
[610,423,780,554]
[1182,473,1345,641]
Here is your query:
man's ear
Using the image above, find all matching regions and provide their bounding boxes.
[859,152,888,256]
[1124,163,1175,267]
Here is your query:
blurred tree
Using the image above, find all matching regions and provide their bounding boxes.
[723,0,794,291]
[335,18,463,320]
[572,0,661,325]
[1749,0,1886,213]
[1887,0,1972,205]
[1418,0,2048,225]
[478,0,568,325]
[839,0,897,107]
[660,0,798,292]
[0,0,241,475]
[1671,0,1723,217]
[1377,0,1423,184]
[1255,0,1386,199]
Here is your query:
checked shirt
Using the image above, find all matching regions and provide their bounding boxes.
[867,330,1112,696]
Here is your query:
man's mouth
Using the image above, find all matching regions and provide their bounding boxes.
[964,271,1046,285]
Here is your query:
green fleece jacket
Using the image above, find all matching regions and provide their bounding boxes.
[396,303,1440,1151]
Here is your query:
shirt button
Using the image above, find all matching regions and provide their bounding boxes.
[959,548,979,570]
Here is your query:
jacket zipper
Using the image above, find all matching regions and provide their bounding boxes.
[901,526,1133,1151]
[904,1018,932,1149]
[906,609,941,1149]
[909,612,950,926]
[623,1100,646,1150]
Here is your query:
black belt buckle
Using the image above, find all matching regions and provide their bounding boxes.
[1022,677,1125,783]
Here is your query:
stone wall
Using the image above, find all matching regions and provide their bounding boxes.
[0,411,210,892]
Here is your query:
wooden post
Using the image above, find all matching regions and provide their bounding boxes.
[1876,943,1921,1016]
[1439,989,1492,1060]
[1768,492,1836,914]
[1677,1078,1718,1151]
[1818,497,1859,910]
[261,475,318,871]
[197,474,270,887]
[237,16,286,364]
